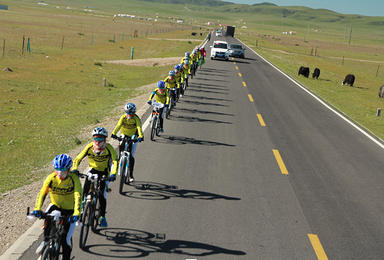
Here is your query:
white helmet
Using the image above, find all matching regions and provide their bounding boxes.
[92,127,108,137]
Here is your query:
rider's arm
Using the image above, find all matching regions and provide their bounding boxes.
[34,173,54,211]
[106,143,118,176]
[165,90,170,105]
[72,143,93,171]
[149,90,156,101]
[72,173,83,216]
[111,114,125,136]
[134,115,144,138]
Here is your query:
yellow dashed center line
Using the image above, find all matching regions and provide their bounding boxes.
[257,114,266,126]
[248,94,254,102]
[242,81,247,87]
[238,73,242,77]
[272,149,288,174]
[308,234,329,260]
[236,66,239,70]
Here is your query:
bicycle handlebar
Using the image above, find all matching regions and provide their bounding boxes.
[74,172,109,182]
[112,135,138,143]
[26,207,70,221]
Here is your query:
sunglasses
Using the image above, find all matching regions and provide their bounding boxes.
[93,137,105,141]
[55,168,68,172]
[126,112,134,115]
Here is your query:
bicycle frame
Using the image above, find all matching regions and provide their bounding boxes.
[27,208,69,260]
[151,102,164,140]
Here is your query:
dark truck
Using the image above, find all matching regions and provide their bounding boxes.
[226,26,235,37]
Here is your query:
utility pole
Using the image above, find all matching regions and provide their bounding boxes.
[349,25,353,45]
[343,24,347,44]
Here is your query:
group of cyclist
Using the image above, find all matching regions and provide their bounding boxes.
[30,43,207,260]
[148,45,206,132]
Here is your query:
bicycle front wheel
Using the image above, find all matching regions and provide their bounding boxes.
[41,245,53,260]
[119,156,128,194]
[155,116,161,136]
[166,103,171,119]
[91,195,99,232]
[150,116,156,141]
[79,201,91,249]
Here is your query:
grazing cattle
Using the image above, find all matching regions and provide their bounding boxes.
[342,74,355,86]
[379,85,384,98]
[191,32,197,36]
[312,68,320,79]
[298,66,310,78]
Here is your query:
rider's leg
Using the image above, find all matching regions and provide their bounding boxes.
[129,143,137,179]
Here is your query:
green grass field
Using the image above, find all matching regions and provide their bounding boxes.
[1,0,384,194]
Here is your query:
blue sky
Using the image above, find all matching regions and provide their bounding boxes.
[226,0,384,17]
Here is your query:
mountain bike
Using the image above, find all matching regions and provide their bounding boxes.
[150,101,164,141]
[113,135,138,193]
[76,172,109,249]
[166,87,177,119]
[27,208,71,260]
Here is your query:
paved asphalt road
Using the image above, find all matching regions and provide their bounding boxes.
[17,34,384,259]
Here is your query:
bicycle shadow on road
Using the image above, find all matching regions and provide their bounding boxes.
[120,181,241,201]
[173,107,234,117]
[150,135,235,147]
[83,228,246,258]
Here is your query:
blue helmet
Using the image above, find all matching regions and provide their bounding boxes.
[185,52,190,57]
[169,70,175,77]
[157,80,165,89]
[92,127,108,137]
[52,154,73,170]
[124,103,136,114]
[175,64,181,71]
[184,60,189,65]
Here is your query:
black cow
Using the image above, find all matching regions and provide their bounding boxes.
[312,68,320,79]
[298,66,310,78]
[379,85,384,98]
[342,74,355,86]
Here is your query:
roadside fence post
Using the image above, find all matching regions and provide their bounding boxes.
[131,47,134,60]
[102,78,106,87]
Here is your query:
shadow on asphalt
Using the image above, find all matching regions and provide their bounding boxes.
[150,135,235,146]
[120,181,241,201]
[82,227,245,258]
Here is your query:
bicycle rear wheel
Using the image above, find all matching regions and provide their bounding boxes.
[79,201,91,249]
[91,195,99,232]
[150,117,156,141]
[119,156,128,194]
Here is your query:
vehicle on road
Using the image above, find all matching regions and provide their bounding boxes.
[210,40,229,61]
[215,29,222,37]
[228,44,245,58]
[226,26,235,37]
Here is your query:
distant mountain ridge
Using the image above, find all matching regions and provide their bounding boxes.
[141,0,383,20]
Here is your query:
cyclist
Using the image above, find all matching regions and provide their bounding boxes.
[147,80,169,132]
[32,154,82,260]
[200,46,206,64]
[72,127,117,228]
[181,51,190,64]
[111,103,144,183]
[182,59,191,88]
[164,70,180,104]
[174,64,185,98]
[190,49,198,76]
